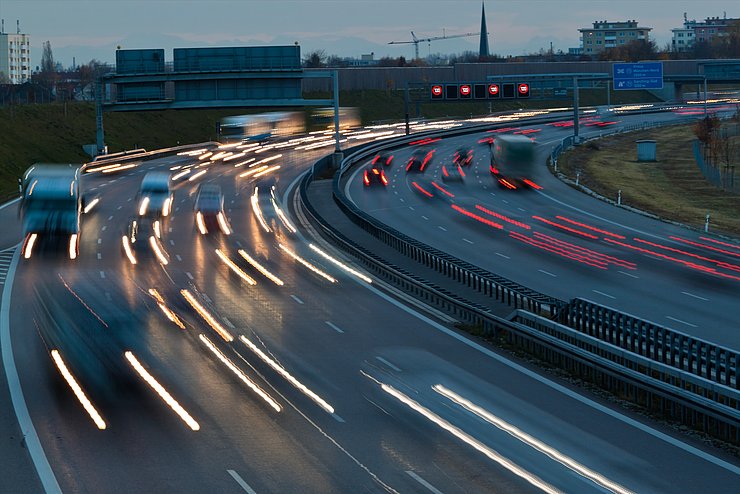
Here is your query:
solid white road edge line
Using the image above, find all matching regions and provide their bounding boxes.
[1,246,63,493]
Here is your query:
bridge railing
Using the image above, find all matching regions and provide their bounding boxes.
[298,114,740,443]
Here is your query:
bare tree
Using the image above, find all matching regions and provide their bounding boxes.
[302,50,326,68]
[41,41,55,73]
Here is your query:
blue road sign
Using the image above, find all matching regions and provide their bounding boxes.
[613,62,663,90]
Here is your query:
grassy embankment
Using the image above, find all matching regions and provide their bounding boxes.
[0,88,659,200]
[555,124,740,237]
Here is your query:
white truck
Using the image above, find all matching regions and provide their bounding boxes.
[20,164,82,259]
[489,134,537,189]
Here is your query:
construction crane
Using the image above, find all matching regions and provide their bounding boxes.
[388,30,477,60]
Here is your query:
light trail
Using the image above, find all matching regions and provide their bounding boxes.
[148,289,186,329]
[163,196,173,216]
[23,233,37,259]
[252,164,281,179]
[83,197,100,214]
[125,351,200,431]
[238,165,268,178]
[180,289,234,342]
[378,381,561,494]
[121,235,137,265]
[278,244,336,283]
[197,151,213,160]
[149,236,169,265]
[153,220,162,239]
[239,335,334,414]
[102,163,137,174]
[233,158,256,168]
[308,243,371,283]
[68,234,78,260]
[195,211,208,235]
[434,385,634,494]
[51,350,107,430]
[237,249,284,286]
[171,168,192,181]
[271,197,297,233]
[138,196,149,216]
[199,335,281,412]
[250,187,272,233]
[215,249,257,285]
[188,169,207,182]
[216,212,232,235]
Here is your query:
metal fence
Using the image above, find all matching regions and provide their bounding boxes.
[693,139,738,194]
[297,116,740,443]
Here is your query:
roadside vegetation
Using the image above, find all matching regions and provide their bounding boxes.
[555,122,740,237]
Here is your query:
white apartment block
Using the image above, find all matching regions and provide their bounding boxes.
[0,31,31,84]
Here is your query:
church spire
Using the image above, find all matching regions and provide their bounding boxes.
[479,2,490,57]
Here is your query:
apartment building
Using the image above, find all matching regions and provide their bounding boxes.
[579,20,652,55]
[672,14,739,52]
[0,27,31,84]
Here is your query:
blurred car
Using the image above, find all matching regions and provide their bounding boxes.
[363,166,388,187]
[453,147,473,166]
[441,163,465,182]
[371,153,394,167]
[121,216,170,265]
[194,183,230,234]
[406,149,434,173]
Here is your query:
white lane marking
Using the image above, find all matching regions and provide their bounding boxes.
[223,317,235,329]
[518,207,526,212]
[409,206,415,211]
[108,215,113,221]
[331,413,345,423]
[490,192,496,197]
[291,295,304,305]
[101,226,107,232]
[105,292,112,302]
[399,198,405,203]
[666,316,698,328]
[99,271,106,279]
[169,240,175,246]
[592,289,615,300]
[375,356,401,372]
[236,241,243,248]
[406,471,444,494]
[97,238,102,244]
[227,470,257,494]
[116,205,122,210]
[438,226,447,232]
[618,270,639,279]
[97,253,102,260]
[186,272,194,280]
[127,197,132,202]
[354,273,740,475]
[1,247,63,493]
[168,227,173,233]
[495,252,510,259]
[0,197,20,211]
[681,291,709,302]
[176,255,182,262]
[463,238,474,244]
[538,269,557,277]
[421,215,429,220]
[175,207,181,212]
[325,321,344,333]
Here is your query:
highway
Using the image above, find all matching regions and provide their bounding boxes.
[0,114,738,493]
[346,109,740,349]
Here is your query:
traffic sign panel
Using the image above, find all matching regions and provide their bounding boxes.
[459,84,472,98]
[431,85,443,99]
[613,62,663,90]
[488,84,500,97]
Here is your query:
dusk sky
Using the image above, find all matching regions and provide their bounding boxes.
[1,0,737,67]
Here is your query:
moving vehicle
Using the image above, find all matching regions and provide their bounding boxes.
[406,149,434,173]
[363,165,388,187]
[218,112,304,143]
[453,147,473,166]
[138,172,173,218]
[19,164,82,259]
[371,153,394,167]
[193,184,230,234]
[489,134,536,189]
[121,216,170,265]
[441,162,465,182]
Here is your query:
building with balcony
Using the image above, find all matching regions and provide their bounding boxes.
[672,14,739,52]
[0,27,31,84]
[579,20,652,55]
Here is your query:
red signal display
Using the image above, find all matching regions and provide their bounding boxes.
[459,84,472,98]
[431,85,443,99]
[488,84,500,97]
[517,83,530,98]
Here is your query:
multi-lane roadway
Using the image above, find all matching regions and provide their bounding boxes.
[0,111,738,493]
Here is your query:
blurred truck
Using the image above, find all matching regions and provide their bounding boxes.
[19,164,82,259]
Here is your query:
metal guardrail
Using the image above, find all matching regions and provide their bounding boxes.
[298,115,740,443]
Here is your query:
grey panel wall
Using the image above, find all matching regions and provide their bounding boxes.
[118,82,165,101]
[173,46,301,72]
[116,49,165,74]
[175,78,301,101]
